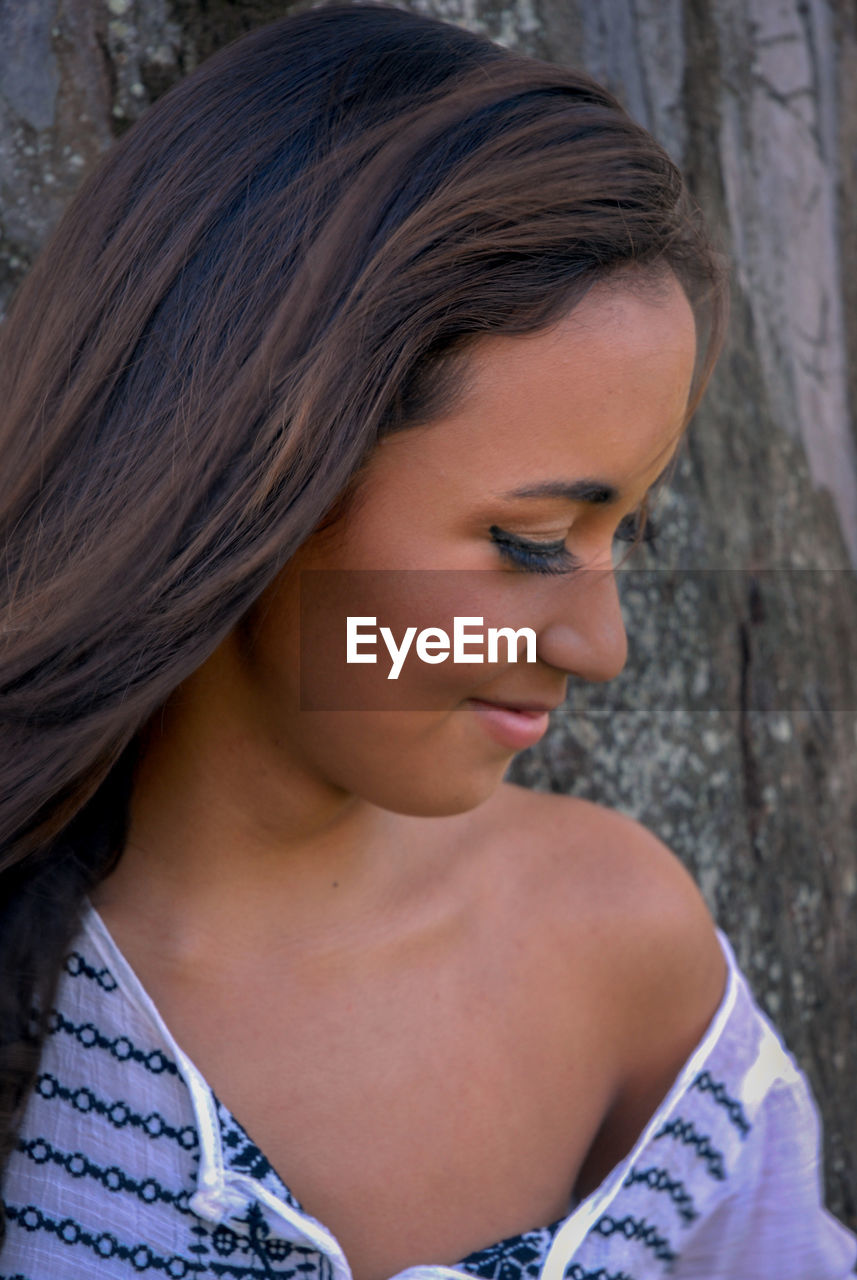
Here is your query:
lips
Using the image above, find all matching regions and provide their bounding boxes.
[469,697,564,715]
[465,697,559,750]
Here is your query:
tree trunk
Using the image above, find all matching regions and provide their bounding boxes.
[1,0,855,1230]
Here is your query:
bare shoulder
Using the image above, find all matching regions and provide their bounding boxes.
[491,782,728,1085]
[493,781,716,923]
[488,783,728,1191]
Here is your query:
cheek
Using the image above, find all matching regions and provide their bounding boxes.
[240,569,551,815]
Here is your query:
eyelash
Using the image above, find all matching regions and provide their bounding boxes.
[489,512,658,576]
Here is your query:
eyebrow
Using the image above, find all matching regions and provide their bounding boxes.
[495,464,674,507]
[495,478,619,505]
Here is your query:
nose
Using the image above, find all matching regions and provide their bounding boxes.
[535,564,629,683]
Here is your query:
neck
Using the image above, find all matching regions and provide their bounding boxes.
[91,651,481,972]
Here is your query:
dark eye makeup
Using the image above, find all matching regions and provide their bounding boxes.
[489,528,580,576]
[489,511,658,576]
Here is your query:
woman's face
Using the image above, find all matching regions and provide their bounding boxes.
[236,272,697,818]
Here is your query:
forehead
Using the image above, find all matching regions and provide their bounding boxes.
[376,274,698,498]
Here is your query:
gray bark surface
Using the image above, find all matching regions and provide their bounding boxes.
[1,0,855,1230]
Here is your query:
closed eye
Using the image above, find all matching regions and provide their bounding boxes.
[490,510,658,576]
[489,527,580,576]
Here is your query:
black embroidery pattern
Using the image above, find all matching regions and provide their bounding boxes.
[8,932,756,1280]
[207,1258,335,1280]
[244,1203,297,1278]
[215,1098,303,1214]
[457,1219,564,1280]
[63,950,119,992]
[34,1071,198,1149]
[16,1135,192,1214]
[690,1070,751,1138]
[4,1203,204,1276]
[191,1209,330,1279]
[591,1214,676,1265]
[564,1265,635,1280]
[622,1165,699,1225]
[14,935,600,1280]
[187,1222,210,1265]
[45,1009,179,1076]
[652,1116,726,1180]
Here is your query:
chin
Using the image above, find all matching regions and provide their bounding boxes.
[298,706,515,819]
[351,756,508,820]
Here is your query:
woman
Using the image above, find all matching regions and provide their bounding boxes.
[0,5,854,1278]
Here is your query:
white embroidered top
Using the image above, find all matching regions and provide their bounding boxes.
[1,905,855,1280]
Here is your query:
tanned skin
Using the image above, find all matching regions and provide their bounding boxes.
[93,275,727,1280]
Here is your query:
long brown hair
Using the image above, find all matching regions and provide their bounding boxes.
[0,1,727,1215]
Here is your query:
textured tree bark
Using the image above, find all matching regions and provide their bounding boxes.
[1,0,855,1229]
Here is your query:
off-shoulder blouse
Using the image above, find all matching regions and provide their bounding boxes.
[2,905,855,1279]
